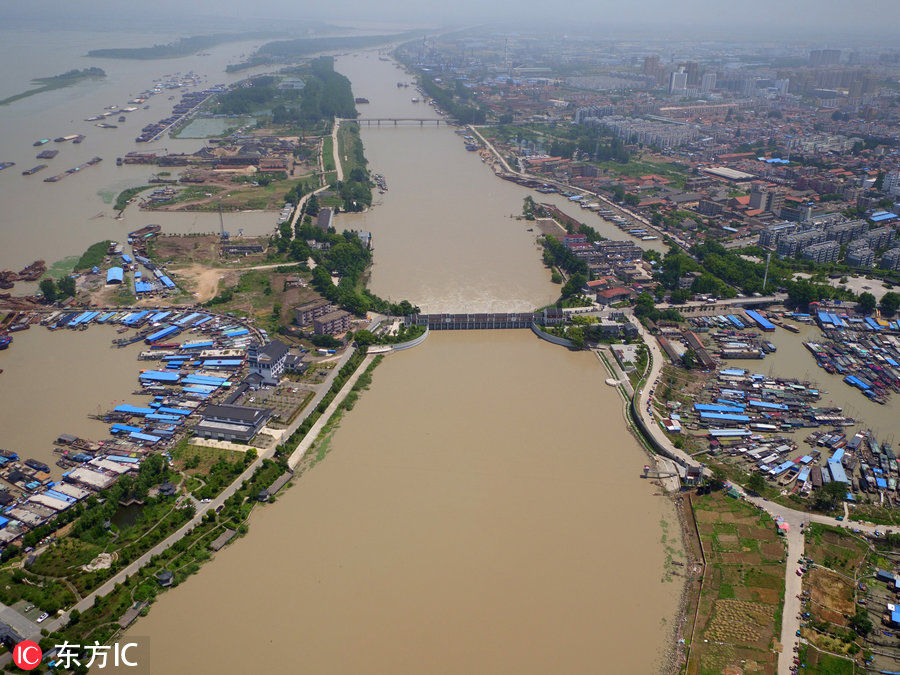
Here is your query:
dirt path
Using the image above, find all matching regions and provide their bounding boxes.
[174,265,225,303]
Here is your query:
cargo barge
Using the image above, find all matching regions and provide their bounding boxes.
[22,165,48,176]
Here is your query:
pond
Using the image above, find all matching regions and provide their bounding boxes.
[174,116,253,138]
[111,503,143,530]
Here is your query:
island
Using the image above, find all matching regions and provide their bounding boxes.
[0,68,105,106]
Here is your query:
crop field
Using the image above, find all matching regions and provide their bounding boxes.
[686,491,786,675]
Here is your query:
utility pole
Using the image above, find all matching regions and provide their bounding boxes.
[762,251,771,292]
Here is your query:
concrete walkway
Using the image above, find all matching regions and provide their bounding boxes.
[288,354,375,470]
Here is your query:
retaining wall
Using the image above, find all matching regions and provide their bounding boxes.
[530,322,575,348]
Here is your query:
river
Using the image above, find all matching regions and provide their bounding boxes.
[0,27,280,273]
[126,51,684,673]
[131,331,682,673]
[0,327,143,478]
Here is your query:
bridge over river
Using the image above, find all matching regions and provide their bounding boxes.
[405,309,564,330]
[341,117,447,126]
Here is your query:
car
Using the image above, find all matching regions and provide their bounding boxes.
[200,498,211,503]
[796,630,801,636]
[36,612,48,623]
[796,568,803,576]
[23,604,34,612]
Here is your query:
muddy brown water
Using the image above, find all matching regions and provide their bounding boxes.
[129,331,681,673]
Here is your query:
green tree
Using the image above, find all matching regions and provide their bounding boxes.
[57,275,76,298]
[811,481,847,511]
[39,278,58,303]
[305,194,319,217]
[880,291,900,316]
[746,473,766,495]
[858,291,877,314]
[849,607,873,636]
[561,272,587,299]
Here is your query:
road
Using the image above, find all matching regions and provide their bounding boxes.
[655,293,788,313]
[288,353,375,469]
[331,118,344,183]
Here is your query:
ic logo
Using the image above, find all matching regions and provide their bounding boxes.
[12,640,42,670]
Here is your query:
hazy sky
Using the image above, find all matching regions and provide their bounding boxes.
[3,0,897,41]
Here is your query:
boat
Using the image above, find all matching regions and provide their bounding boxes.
[33,139,50,146]
[641,235,659,241]
[36,149,59,159]
[118,116,126,123]
[0,162,14,171]
[782,323,800,334]
[411,97,419,103]
[22,165,47,176]
[96,123,118,129]
[72,135,84,144]
[0,335,11,350]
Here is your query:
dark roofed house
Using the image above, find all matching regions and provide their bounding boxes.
[317,208,334,231]
[158,482,177,497]
[156,571,174,587]
[247,340,290,385]
[195,404,272,442]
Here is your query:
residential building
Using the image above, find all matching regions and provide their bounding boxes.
[313,309,352,335]
[777,229,825,258]
[880,248,900,271]
[294,298,334,326]
[700,72,716,93]
[860,226,895,250]
[247,340,290,386]
[845,247,874,268]
[809,49,841,66]
[825,219,866,245]
[801,240,840,264]
[758,222,797,248]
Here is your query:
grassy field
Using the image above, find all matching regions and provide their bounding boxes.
[322,135,336,172]
[115,185,154,211]
[73,240,112,271]
[686,491,786,675]
[798,644,858,674]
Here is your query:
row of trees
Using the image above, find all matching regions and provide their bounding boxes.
[40,276,76,303]
[419,76,486,124]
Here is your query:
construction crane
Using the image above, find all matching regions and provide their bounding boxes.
[218,200,229,240]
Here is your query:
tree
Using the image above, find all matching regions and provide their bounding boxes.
[305,194,319,217]
[709,466,727,491]
[858,291,877,314]
[849,607,872,636]
[57,275,76,298]
[746,473,766,495]
[811,481,847,511]
[39,278,58,303]
[880,291,900,316]
[561,272,587,299]
[353,330,378,346]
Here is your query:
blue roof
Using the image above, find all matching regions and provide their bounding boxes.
[114,404,157,415]
[129,432,161,443]
[695,403,745,413]
[700,412,751,422]
[135,282,153,293]
[797,467,811,482]
[202,359,243,367]
[800,455,813,464]
[747,400,789,411]
[157,407,191,416]
[160,276,176,289]
[106,267,124,283]
[745,309,775,331]
[721,369,746,377]
[145,325,180,343]
[223,328,249,338]
[828,460,848,484]
[831,448,845,463]
[708,429,753,437]
[774,461,795,474]
[146,413,183,422]
[138,370,180,382]
[111,424,142,434]
[179,340,214,350]
[121,254,133,263]
[876,477,888,488]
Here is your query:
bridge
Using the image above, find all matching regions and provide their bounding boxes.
[405,310,564,330]
[345,118,446,126]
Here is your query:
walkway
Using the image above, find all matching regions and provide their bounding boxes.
[331,118,344,183]
[287,354,375,469]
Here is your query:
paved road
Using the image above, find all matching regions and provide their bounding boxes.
[656,293,788,313]
[331,118,344,183]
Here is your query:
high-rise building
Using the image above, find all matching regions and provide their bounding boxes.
[684,61,700,86]
[809,49,841,66]
[700,72,716,94]
[884,170,900,198]
[669,68,687,94]
[643,55,660,76]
